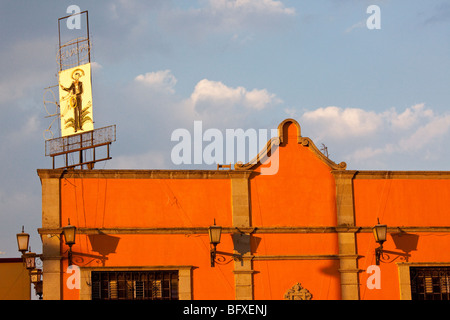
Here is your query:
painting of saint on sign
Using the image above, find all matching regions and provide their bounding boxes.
[59,63,94,137]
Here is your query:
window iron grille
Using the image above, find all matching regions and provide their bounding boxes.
[410,266,450,300]
[91,270,178,300]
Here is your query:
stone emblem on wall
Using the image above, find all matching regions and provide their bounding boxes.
[284,282,313,300]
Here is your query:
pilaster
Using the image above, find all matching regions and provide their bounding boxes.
[230,176,253,299]
[38,170,63,300]
[332,170,360,300]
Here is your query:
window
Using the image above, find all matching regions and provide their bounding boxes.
[91,270,179,300]
[410,266,450,300]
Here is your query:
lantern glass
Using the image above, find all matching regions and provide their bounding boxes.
[63,223,76,246]
[24,252,36,270]
[16,227,30,253]
[373,224,387,244]
[30,269,42,283]
[208,225,222,245]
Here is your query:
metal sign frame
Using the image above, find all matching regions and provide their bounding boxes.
[44,10,116,170]
[45,125,116,169]
[57,11,90,71]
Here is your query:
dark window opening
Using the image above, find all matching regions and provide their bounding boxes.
[91,270,179,300]
[410,266,450,300]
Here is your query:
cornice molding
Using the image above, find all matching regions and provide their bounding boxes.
[36,168,253,180]
[38,226,450,235]
[331,170,450,180]
[352,170,450,180]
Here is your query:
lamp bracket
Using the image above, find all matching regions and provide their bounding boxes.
[46,234,61,240]
[378,249,410,264]
[215,250,243,261]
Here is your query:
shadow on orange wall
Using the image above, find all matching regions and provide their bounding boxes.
[383,232,419,263]
[70,234,121,266]
[212,234,262,266]
[318,260,342,300]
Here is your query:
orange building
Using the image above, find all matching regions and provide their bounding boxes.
[36,119,450,300]
[0,258,31,300]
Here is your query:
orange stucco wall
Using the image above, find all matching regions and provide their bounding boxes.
[61,178,233,228]
[60,178,235,300]
[250,122,337,227]
[250,122,341,299]
[354,178,450,300]
[62,233,236,300]
[0,259,31,300]
[354,179,450,226]
[254,260,341,299]
[252,233,341,299]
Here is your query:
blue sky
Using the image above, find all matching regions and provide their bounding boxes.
[0,0,449,259]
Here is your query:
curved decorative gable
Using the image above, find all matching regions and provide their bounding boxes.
[235,118,346,171]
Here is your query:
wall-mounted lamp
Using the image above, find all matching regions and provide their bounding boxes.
[208,221,222,267]
[23,252,37,270]
[30,269,43,300]
[16,226,38,269]
[16,226,30,255]
[62,219,77,266]
[372,219,387,265]
[16,226,43,300]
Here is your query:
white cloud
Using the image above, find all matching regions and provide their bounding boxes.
[189,79,281,112]
[244,88,280,110]
[173,79,283,129]
[117,71,283,142]
[346,144,395,162]
[301,106,382,139]
[91,61,103,71]
[135,70,177,94]
[386,103,433,130]
[299,104,450,169]
[398,114,450,152]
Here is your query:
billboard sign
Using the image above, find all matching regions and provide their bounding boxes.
[58,63,94,137]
